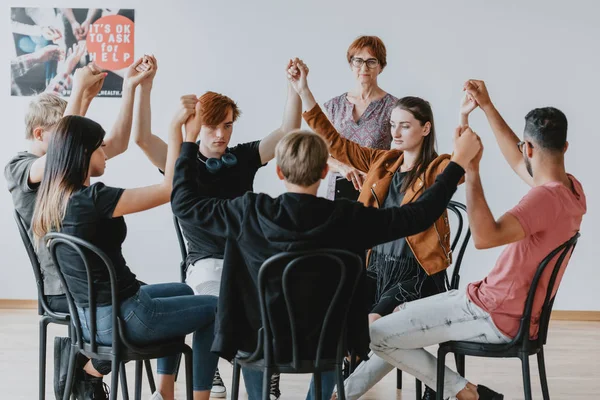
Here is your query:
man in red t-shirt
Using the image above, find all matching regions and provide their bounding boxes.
[338,81,586,400]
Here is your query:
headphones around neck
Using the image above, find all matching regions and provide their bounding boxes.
[198,151,238,174]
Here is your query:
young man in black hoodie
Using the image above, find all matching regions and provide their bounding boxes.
[171,121,481,399]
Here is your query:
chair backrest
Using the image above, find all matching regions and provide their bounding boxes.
[173,215,188,283]
[13,209,63,318]
[445,201,472,290]
[514,232,580,349]
[257,249,363,369]
[45,232,123,354]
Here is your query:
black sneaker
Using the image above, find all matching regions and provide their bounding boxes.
[477,385,504,400]
[54,337,72,400]
[210,367,226,398]
[270,373,281,400]
[73,369,109,400]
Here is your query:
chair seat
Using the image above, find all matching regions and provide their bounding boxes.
[236,351,341,374]
[78,337,190,362]
[440,340,542,358]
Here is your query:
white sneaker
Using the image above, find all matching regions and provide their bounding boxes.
[148,392,164,400]
[211,368,227,398]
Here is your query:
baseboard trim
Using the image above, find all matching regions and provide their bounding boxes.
[0,299,38,309]
[550,310,600,321]
[0,299,598,321]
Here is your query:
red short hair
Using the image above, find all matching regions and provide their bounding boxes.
[199,91,241,126]
[346,35,388,70]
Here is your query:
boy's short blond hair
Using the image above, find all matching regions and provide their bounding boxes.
[275,130,329,187]
[25,93,67,140]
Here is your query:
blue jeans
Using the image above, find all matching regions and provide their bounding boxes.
[242,368,336,400]
[78,283,219,391]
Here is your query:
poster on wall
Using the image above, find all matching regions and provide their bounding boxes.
[10,8,135,97]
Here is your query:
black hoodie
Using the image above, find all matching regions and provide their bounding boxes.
[172,142,465,360]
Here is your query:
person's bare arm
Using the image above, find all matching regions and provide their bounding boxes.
[103,57,152,160]
[132,55,168,170]
[258,61,302,164]
[112,95,196,217]
[465,80,534,187]
[465,142,526,249]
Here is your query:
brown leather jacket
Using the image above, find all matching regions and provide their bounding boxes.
[304,105,457,276]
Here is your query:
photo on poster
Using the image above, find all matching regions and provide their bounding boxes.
[10,8,135,98]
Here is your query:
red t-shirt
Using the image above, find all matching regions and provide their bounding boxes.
[467,175,586,338]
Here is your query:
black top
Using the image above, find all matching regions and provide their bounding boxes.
[171,142,465,360]
[57,183,140,307]
[175,140,265,265]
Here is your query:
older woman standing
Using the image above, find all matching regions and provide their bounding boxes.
[324,35,398,200]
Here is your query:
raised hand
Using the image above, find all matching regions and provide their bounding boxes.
[184,98,203,141]
[124,56,154,89]
[138,54,158,87]
[460,91,478,117]
[464,80,492,111]
[287,58,309,95]
[82,62,106,100]
[451,126,482,170]
[173,95,199,131]
[72,63,107,92]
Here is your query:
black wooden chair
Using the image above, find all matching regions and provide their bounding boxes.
[13,210,72,400]
[435,232,580,400]
[45,232,192,400]
[399,200,472,398]
[173,215,188,284]
[230,249,364,400]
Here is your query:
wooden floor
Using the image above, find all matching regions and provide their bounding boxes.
[1,309,599,399]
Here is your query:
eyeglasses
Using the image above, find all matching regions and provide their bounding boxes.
[350,57,380,69]
[517,141,533,153]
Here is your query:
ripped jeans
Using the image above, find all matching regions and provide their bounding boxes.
[341,290,510,399]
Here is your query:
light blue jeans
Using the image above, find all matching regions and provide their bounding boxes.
[78,283,219,391]
[342,290,510,399]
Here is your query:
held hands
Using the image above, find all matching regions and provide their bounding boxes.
[81,62,105,101]
[340,162,367,191]
[124,56,155,89]
[72,62,107,94]
[451,126,483,171]
[137,54,158,88]
[460,91,478,117]
[172,95,201,140]
[463,80,492,111]
[286,58,309,95]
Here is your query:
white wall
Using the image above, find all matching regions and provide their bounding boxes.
[1,0,598,310]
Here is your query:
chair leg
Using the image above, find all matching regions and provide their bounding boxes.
[173,353,182,382]
[262,368,272,400]
[120,363,130,400]
[415,379,422,399]
[336,363,346,400]
[537,349,550,400]
[521,355,533,400]
[61,346,78,400]
[110,358,120,400]
[134,361,143,400]
[184,349,193,400]
[455,353,465,377]
[397,368,403,389]
[39,317,50,400]
[231,360,241,400]
[314,371,323,400]
[436,349,447,400]
[144,360,156,393]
